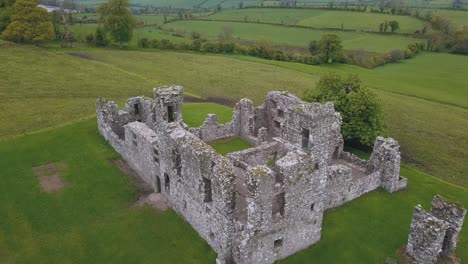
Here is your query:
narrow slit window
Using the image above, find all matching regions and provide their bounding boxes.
[153,147,159,163]
[167,105,175,123]
[277,109,284,118]
[274,239,283,249]
[272,192,285,218]
[203,177,212,203]
[302,128,310,150]
[164,173,170,194]
[274,121,281,128]
[132,133,137,147]
[134,103,139,114]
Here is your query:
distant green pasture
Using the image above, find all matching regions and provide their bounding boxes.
[162,20,422,52]
[207,8,425,33]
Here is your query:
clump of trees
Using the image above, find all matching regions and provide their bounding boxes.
[378,20,399,33]
[303,73,385,147]
[0,0,15,32]
[308,34,344,63]
[1,0,54,44]
[98,0,135,47]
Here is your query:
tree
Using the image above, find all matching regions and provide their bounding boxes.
[318,34,343,63]
[452,0,463,9]
[218,26,233,42]
[98,0,136,47]
[0,0,15,32]
[308,40,319,55]
[95,26,108,46]
[388,20,399,32]
[2,0,53,44]
[379,22,384,32]
[303,73,385,146]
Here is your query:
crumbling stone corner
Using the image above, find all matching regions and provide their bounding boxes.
[406,195,466,264]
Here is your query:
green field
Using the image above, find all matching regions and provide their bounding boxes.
[207,8,425,33]
[1,45,467,189]
[182,103,234,127]
[0,110,467,263]
[208,137,253,155]
[421,9,468,30]
[162,20,422,52]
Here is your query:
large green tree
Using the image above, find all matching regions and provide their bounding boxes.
[98,0,135,47]
[318,34,343,63]
[0,0,15,32]
[303,73,385,147]
[1,0,53,43]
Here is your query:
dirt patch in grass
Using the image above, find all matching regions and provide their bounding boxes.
[67,52,95,60]
[397,246,460,264]
[111,159,168,211]
[185,96,236,107]
[112,159,152,193]
[32,162,67,193]
[133,192,169,211]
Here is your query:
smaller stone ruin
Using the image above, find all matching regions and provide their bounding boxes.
[406,195,466,264]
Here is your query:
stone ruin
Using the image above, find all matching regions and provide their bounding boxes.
[96,85,407,264]
[406,195,466,264]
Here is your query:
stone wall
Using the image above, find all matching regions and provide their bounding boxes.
[96,86,409,264]
[234,150,326,263]
[406,196,466,264]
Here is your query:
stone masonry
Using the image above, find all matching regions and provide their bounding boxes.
[96,86,408,264]
[406,195,466,264]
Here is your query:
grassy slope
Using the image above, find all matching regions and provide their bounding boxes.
[0,114,467,264]
[0,45,467,187]
[207,8,425,33]
[162,20,421,52]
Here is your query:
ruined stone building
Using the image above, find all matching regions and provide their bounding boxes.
[96,86,407,264]
[406,195,466,264]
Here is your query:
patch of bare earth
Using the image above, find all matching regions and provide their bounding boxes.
[134,193,169,211]
[67,52,95,60]
[32,162,67,193]
[111,159,168,211]
[397,246,460,264]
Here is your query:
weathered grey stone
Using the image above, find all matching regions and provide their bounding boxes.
[406,196,466,264]
[96,86,407,264]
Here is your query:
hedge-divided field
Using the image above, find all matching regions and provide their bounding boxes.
[161,20,422,52]
[1,45,467,189]
[205,8,426,33]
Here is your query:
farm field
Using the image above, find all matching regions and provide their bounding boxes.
[70,23,188,47]
[161,20,422,52]
[1,45,467,188]
[206,8,425,33]
[421,9,468,30]
[0,109,467,263]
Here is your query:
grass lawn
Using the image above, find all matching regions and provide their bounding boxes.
[0,118,217,264]
[1,45,467,189]
[182,103,234,127]
[207,8,425,33]
[162,20,422,52]
[208,137,253,155]
[0,114,467,263]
